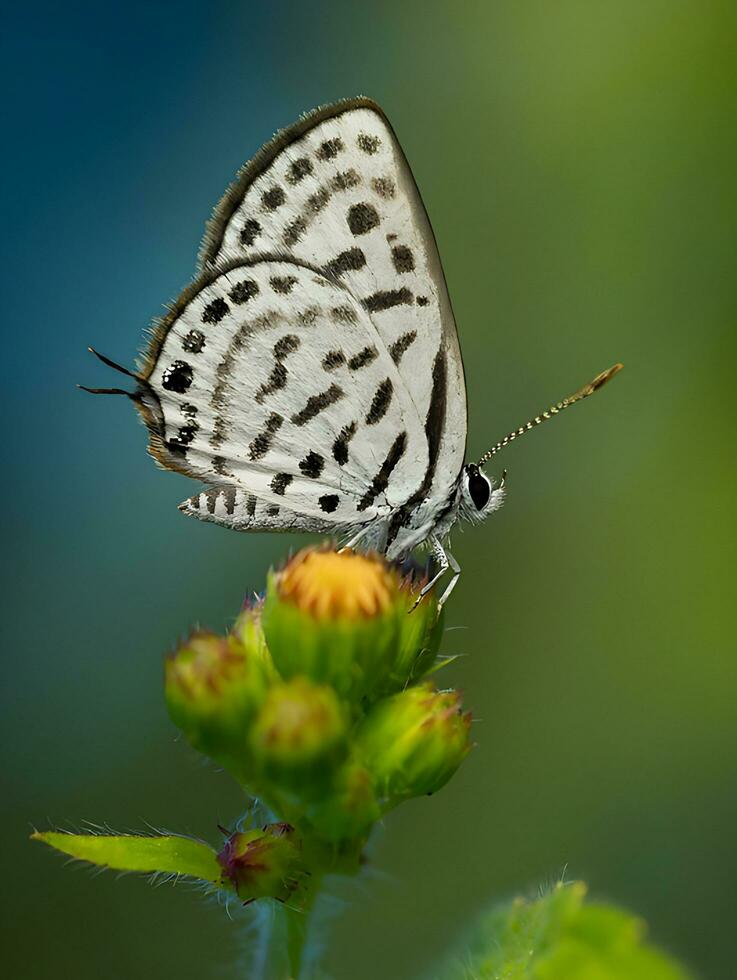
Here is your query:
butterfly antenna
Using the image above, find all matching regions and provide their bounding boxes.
[476,363,623,467]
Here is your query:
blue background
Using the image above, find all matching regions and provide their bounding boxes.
[3,2,736,978]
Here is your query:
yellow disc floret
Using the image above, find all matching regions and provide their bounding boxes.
[278,548,397,620]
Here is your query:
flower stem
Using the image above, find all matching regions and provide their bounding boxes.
[253,875,321,979]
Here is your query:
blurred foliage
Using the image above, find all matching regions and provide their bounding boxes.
[435,882,693,980]
[4,1,735,979]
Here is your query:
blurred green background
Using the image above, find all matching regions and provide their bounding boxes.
[3,1,735,977]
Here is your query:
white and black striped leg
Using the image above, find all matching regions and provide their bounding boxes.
[411,536,450,611]
[436,548,461,609]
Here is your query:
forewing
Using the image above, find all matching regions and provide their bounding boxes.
[201,98,467,506]
[138,259,429,526]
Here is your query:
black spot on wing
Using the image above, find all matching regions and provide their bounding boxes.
[271,275,298,294]
[356,431,407,512]
[389,330,417,364]
[240,219,261,246]
[348,346,378,370]
[162,360,193,393]
[318,494,339,513]
[287,157,313,184]
[331,169,361,191]
[324,248,366,279]
[223,486,236,515]
[255,362,287,404]
[331,305,357,325]
[177,423,198,445]
[182,330,205,353]
[299,451,324,478]
[365,379,393,425]
[229,279,259,304]
[347,202,380,235]
[181,402,198,419]
[297,307,319,327]
[371,176,395,199]
[291,384,344,426]
[273,334,300,358]
[266,504,280,516]
[307,187,330,214]
[357,132,381,154]
[391,245,414,273]
[332,421,357,465]
[249,412,283,460]
[283,217,307,247]
[271,473,293,495]
[416,296,429,307]
[317,137,343,160]
[246,494,257,516]
[322,350,346,371]
[262,186,286,211]
[202,297,229,323]
[362,288,413,313]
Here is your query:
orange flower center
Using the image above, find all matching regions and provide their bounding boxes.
[279,548,397,619]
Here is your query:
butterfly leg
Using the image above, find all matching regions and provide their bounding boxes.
[436,548,461,609]
[411,536,455,611]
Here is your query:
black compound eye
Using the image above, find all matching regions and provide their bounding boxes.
[467,466,491,510]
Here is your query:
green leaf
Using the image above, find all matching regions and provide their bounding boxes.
[434,881,694,980]
[32,831,223,885]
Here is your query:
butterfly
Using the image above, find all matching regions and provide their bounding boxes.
[83,97,621,607]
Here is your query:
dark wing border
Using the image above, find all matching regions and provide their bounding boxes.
[199,96,382,268]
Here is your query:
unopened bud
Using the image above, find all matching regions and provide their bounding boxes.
[165,630,267,769]
[262,548,416,704]
[388,580,444,692]
[356,683,472,802]
[217,822,302,902]
[249,677,347,796]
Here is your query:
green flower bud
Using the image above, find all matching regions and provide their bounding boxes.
[388,582,444,692]
[261,547,423,705]
[249,677,347,797]
[355,683,472,803]
[230,602,277,679]
[165,629,268,769]
[306,761,381,843]
[217,822,302,902]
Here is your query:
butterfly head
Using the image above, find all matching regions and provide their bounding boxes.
[459,463,505,524]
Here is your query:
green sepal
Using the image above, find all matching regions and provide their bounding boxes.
[385,591,445,692]
[261,570,401,706]
[32,831,223,885]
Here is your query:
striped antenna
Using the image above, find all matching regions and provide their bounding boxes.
[476,363,623,467]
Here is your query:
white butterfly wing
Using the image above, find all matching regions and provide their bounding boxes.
[138,259,429,527]
[201,99,467,535]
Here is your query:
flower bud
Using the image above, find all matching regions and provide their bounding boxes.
[262,547,412,704]
[355,683,472,803]
[306,761,381,843]
[249,677,347,797]
[230,602,277,679]
[217,822,302,902]
[387,582,444,692]
[165,630,268,769]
